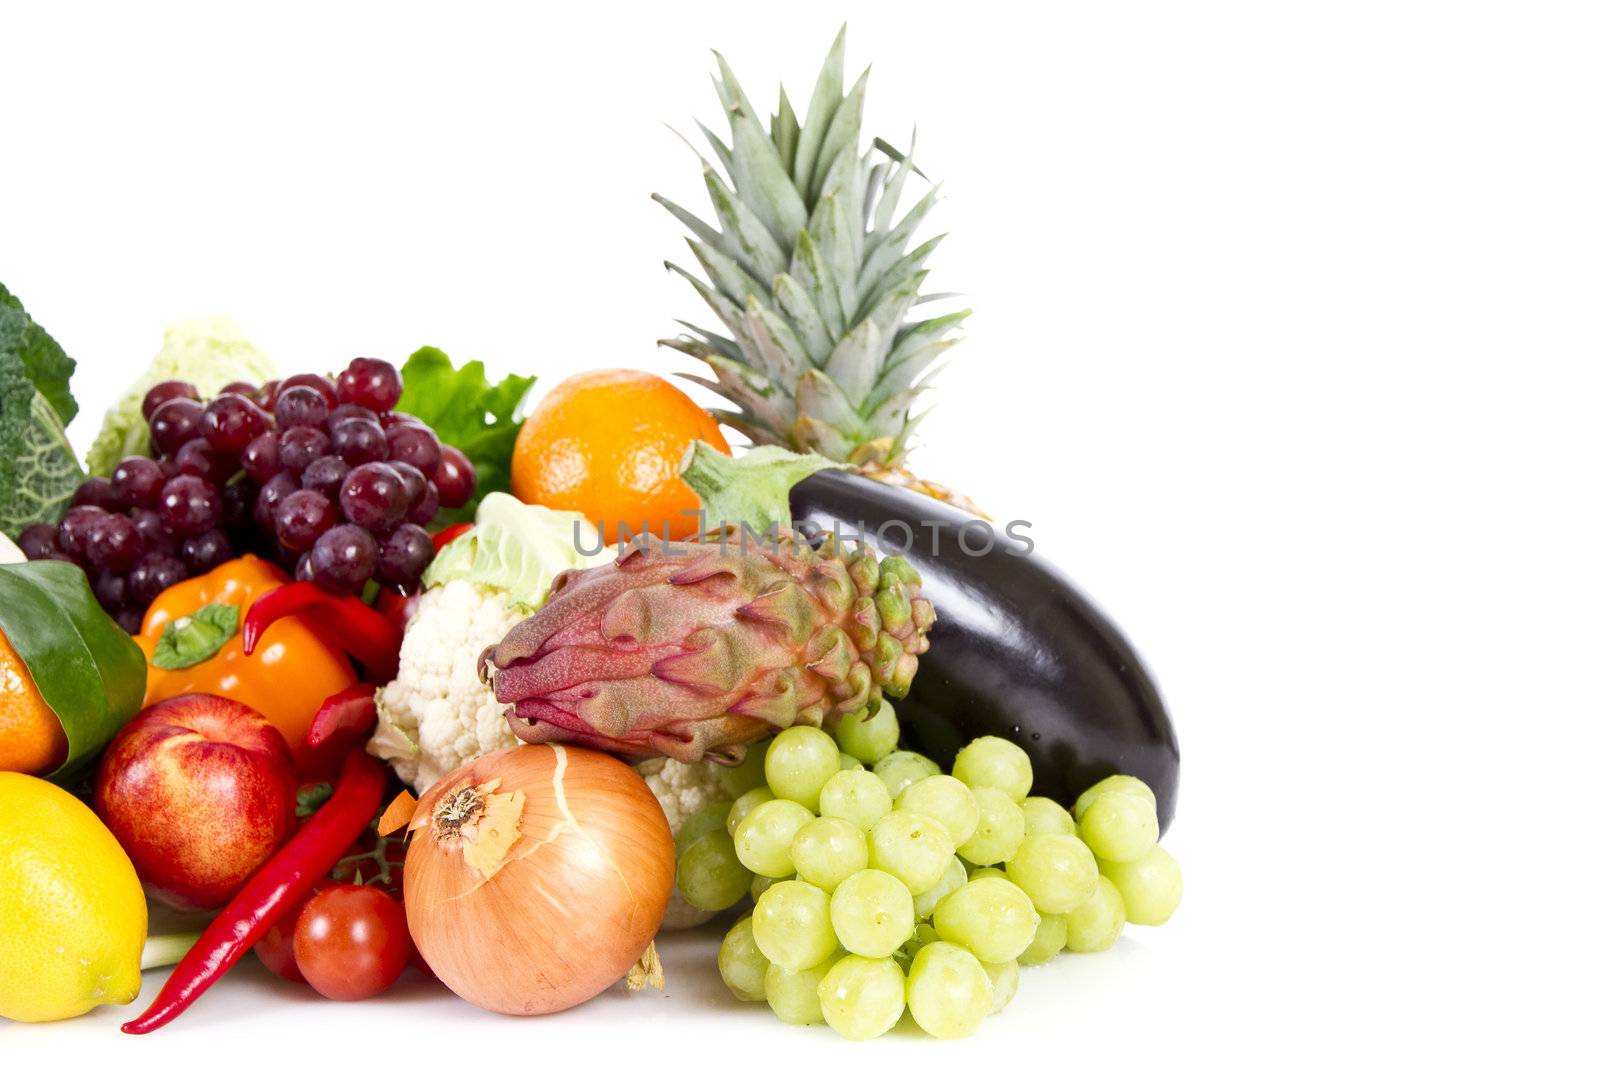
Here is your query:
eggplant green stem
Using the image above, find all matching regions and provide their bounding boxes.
[140,931,204,971]
[679,442,842,534]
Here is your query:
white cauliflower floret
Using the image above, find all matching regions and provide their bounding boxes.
[639,756,732,832]
[368,581,532,792]
[638,756,736,930]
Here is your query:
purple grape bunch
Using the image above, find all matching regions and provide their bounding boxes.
[17,357,476,631]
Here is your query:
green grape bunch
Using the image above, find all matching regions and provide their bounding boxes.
[677,707,1185,1040]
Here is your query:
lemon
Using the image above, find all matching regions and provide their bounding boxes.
[0,772,147,1022]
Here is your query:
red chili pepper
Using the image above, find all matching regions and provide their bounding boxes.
[368,524,471,634]
[242,582,401,681]
[374,587,420,634]
[433,522,472,549]
[307,682,378,755]
[122,750,388,1035]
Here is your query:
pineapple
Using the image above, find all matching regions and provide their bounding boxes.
[656,28,980,514]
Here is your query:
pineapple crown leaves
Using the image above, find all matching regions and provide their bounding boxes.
[655,26,970,470]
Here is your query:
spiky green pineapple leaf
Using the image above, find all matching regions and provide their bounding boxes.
[696,121,736,181]
[773,89,800,176]
[796,367,866,437]
[860,234,946,313]
[665,262,752,347]
[672,321,746,360]
[870,337,960,409]
[861,186,940,291]
[792,27,848,199]
[687,239,767,308]
[790,229,846,339]
[874,132,918,233]
[868,311,970,408]
[657,27,968,468]
[742,297,809,384]
[809,69,869,204]
[821,318,884,405]
[863,161,890,227]
[714,52,807,248]
[811,194,860,319]
[771,274,832,363]
[865,387,930,445]
[698,352,795,432]
[702,165,787,279]
[653,193,726,254]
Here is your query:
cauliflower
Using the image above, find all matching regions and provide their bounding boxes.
[367,493,613,791]
[368,581,531,792]
[638,756,737,930]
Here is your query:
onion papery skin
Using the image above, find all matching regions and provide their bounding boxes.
[404,743,675,1015]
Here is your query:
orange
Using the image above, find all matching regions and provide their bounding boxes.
[0,627,67,775]
[511,369,731,544]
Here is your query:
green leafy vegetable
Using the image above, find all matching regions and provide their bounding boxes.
[85,317,276,476]
[151,602,240,670]
[394,347,534,517]
[0,561,148,782]
[0,283,82,538]
[679,441,843,534]
[423,492,610,611]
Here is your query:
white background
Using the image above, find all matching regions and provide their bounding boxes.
[3,0,1597,1060]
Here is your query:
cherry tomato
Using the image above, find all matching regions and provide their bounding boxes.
[292,884,412,1000]
[254,894,313,983]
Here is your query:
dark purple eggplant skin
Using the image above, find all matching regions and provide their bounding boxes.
[789,469,1179,832]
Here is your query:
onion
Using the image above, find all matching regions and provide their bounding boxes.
[404,743,675,1015]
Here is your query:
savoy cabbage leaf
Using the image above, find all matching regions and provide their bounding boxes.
[0,283,82,538]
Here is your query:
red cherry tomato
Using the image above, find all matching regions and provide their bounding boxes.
[254,894,313,983]
[292,884,412,1000]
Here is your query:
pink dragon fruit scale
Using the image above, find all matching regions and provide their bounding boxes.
[480,529,935,763]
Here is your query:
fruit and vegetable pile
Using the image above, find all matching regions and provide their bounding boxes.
[0,28,1181,1041]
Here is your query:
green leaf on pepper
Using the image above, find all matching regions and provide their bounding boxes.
[150,602,240,670]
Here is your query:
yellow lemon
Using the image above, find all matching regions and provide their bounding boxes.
[0,772,147,1022]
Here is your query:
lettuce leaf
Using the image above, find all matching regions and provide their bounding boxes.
[394,347,533,520]
[0,284,83,538]
[423,492,611,611]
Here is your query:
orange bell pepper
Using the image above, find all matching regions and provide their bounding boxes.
[134,555,357,774]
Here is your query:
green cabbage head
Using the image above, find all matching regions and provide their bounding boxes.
[85,318,277,476]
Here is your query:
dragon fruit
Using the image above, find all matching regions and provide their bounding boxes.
[481,529,934,763]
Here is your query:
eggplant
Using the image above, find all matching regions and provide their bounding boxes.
[789,469,1180,832]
